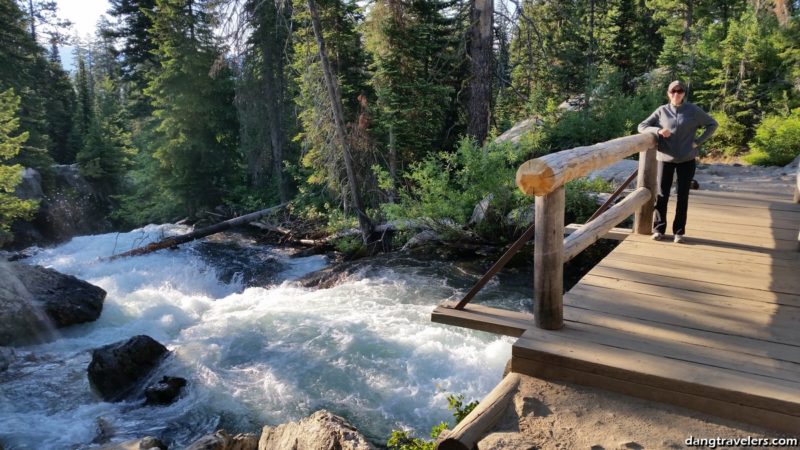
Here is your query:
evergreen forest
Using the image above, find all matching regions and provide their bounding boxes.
[1,0,799,250]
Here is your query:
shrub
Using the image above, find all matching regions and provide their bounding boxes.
[386,393,479,450]
[705,111,748,156]
[379,138,531,237]
[743,109,800,166]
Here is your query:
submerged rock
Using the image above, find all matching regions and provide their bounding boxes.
[0,260,106,345]
[145,376,187,405]
[259,410,375,450]
[88,335,169,402]
[185,430,258,450]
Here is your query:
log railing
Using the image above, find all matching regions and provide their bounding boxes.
[515,133,658,329]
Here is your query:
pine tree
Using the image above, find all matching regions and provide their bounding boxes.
[363,0,461,170]
[76,76,135,192]
[43,38,77,163]
[239,0,294,202]
[104,0,157,118]
[0,88,38,245]
[0,0,53,171]
[71,51,93,154]
[291,0,373,208]
[144,0,240,217]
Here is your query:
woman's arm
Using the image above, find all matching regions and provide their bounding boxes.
[638,108,662,134]
[694,107,718,146]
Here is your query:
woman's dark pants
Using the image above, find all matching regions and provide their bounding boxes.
[653,159,696,236]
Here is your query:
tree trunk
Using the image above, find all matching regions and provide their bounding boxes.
[261,19,289,203]
[28,0,36,41]
[388,124,397,203]
[467,0,493,145]
[307,0,373,244]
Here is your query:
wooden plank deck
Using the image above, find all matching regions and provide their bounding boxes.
[433,189,800,433]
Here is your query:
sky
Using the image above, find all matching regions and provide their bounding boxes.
[56,0,110,70]
[58,0,111,39]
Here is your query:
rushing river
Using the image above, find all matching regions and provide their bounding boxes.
[0,225,527,449]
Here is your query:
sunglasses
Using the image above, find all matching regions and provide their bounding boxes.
[670,89,685,94]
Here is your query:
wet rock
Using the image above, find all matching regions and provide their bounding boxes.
[9,165,113,249]
[145,376,187,405]
[259,410,375,450]
[88,335,169,402]
[0,260,105,345]
[94,436,167,450]
[185,430,258,450]
[12,262,105,328]
[295,258,370,289]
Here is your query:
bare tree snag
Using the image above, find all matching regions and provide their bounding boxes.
[467,0,494,145]
[307,0,373,245]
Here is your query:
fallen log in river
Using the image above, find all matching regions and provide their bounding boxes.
[108,203,288,260]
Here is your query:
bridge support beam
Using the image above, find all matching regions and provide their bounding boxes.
[635,147,658,235]
[534,185,565,330]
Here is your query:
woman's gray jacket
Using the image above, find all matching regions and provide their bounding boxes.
[638,103,718,163]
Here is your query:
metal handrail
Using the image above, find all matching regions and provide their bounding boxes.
[454,168,639,310]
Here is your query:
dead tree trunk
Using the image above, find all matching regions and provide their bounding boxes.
[307,0,373,244]
[467,0,494,145]
[108,203,288,260]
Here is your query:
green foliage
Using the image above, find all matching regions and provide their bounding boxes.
[291,0,373,207]
[565,178,614,224]
[386,393,479,450]
[743,109,800,166]
[380,138,530,235]
[0,88,38,244]
[144,0,241,218]
[363,0,461,165]
[705,111,747,156]
[77,77,136,192]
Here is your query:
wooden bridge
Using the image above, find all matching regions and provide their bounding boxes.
[432,134,800,448]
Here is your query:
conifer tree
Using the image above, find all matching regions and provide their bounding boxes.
[144,0,240,217]
[291,0,373,208]
[43,38,77,163]
[0,0,53,171]
[76,76,135,192]
[239,0,294,201]
[0,88,38,244]
[363,0,460,170]
[105,0,157,118]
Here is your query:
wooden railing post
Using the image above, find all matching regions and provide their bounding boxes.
[634,147,658,235]
[533,185,565,330]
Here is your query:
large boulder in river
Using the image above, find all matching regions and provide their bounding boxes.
[88,335,169,402]
[0,260,106,345]
[258,410,375,450]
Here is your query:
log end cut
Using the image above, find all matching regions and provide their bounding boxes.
[516,159,555,196]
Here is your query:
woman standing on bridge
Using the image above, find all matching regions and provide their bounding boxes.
[638,80,718,243]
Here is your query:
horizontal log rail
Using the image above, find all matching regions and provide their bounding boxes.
[516,133,654,196]
[563,187,650,261]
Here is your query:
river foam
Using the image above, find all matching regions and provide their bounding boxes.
[0,225,514,448]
